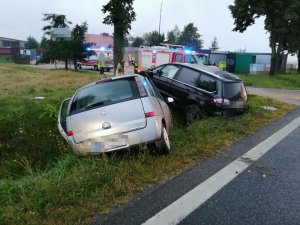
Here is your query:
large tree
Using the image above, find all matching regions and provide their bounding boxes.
[209,36,219,51]
[25,36,39,49]
[176,23,203,51]
[42,13,72,69]
[166,25,181,44]
[42,14,72,35]
[229,0,300,75]
[71,22,89,70]
[132,36,145,47]
[102,0,136,74]
[144,31,165,46]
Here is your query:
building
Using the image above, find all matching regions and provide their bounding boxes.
[0,37,25,58]
[84,33,113,49]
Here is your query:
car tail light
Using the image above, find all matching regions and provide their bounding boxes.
[145,112,156,118]
[67,131,73,136]
[213,98,230,105]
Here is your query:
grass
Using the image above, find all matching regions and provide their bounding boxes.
[0,63,295,225]
[239,73,300,89]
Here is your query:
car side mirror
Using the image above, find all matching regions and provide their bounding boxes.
[157,70,163,77]
[147,69,154,77]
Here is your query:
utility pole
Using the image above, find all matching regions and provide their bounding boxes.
[158,0,163,45]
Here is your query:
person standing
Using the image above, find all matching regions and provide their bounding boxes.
[98,53,106,78]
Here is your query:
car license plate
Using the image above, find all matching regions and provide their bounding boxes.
[103,134,128,150]
[90,135,128,152]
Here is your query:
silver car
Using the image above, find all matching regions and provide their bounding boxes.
[58,75,173,155]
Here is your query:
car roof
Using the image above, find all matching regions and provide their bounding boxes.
[168,63,242,82]
[79,74,142,90]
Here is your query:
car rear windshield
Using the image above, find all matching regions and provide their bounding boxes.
[70,77,140,115]
[223,82,247,101]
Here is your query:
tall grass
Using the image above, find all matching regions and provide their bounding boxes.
[0,64,295,225]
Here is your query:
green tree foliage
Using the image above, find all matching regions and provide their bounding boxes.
[166,25,180,44]
[229,0,300,75]
[40,36,50,50]
[71,22,89,70]
[25,36,39,49]
[132,36,145,47]
[144,31,165,46]
[176,23,203,51]
[42,13,73,69]
[42,13,72,35]
[209,36,219,51]
[102,0,136,74]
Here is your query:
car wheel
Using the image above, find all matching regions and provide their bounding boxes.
[155,125,170,154]
[94,65,98,71]
[185,104,200,123]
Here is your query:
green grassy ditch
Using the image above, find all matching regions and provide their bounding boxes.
[0,64,295,225]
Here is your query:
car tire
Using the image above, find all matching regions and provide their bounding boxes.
[154,125,170,154]
[185,104,200,123]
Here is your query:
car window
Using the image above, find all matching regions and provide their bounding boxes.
[223,82,246,100]
[184,54,196,64]
[174,54,183,62]
[198,73,217,92]
[161,65,180,79]
[70,77,140,115]
[151,65,164,75]
[176,67,200,87]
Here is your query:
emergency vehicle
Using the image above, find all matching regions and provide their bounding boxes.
[127,45,211,73]
[77,47,113,72]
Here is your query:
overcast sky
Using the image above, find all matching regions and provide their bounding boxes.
[0,0,273,53]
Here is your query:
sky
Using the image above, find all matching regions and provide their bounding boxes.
[2,0,295,62]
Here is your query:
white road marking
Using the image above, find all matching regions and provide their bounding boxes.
[142,117,300,225]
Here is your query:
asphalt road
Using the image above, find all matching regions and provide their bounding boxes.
[92,106,300,225]
[179,118,300,225]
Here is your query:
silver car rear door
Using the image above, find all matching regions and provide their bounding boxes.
[57,98,71,141]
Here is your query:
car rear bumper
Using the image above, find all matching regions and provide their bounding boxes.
[68,117,163,155]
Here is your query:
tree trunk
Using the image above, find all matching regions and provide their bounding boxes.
[73,58,78,71]
[65,60,68,70]
[298,53,300,73]
[270,43,277,76]
[113,25,124,76]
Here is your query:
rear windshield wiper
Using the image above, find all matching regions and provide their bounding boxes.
[84,101,105,110]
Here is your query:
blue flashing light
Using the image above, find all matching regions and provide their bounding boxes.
[184,49,192,54]
[86,47,91,51]
[152,49,157,53]
[100,47,105,51]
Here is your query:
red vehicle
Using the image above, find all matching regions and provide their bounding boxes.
[78,48,113,72]
[132,45,210,73]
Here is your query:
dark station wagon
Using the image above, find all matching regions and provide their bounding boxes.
[146,63,248,122]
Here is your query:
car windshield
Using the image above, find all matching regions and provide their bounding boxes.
[194,54,210,65]
[70,77,140,115]
[223,82,247,101]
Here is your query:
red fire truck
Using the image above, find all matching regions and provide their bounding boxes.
[127,45,211,73]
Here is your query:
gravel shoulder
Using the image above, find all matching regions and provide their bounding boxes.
[246,87,300,106]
